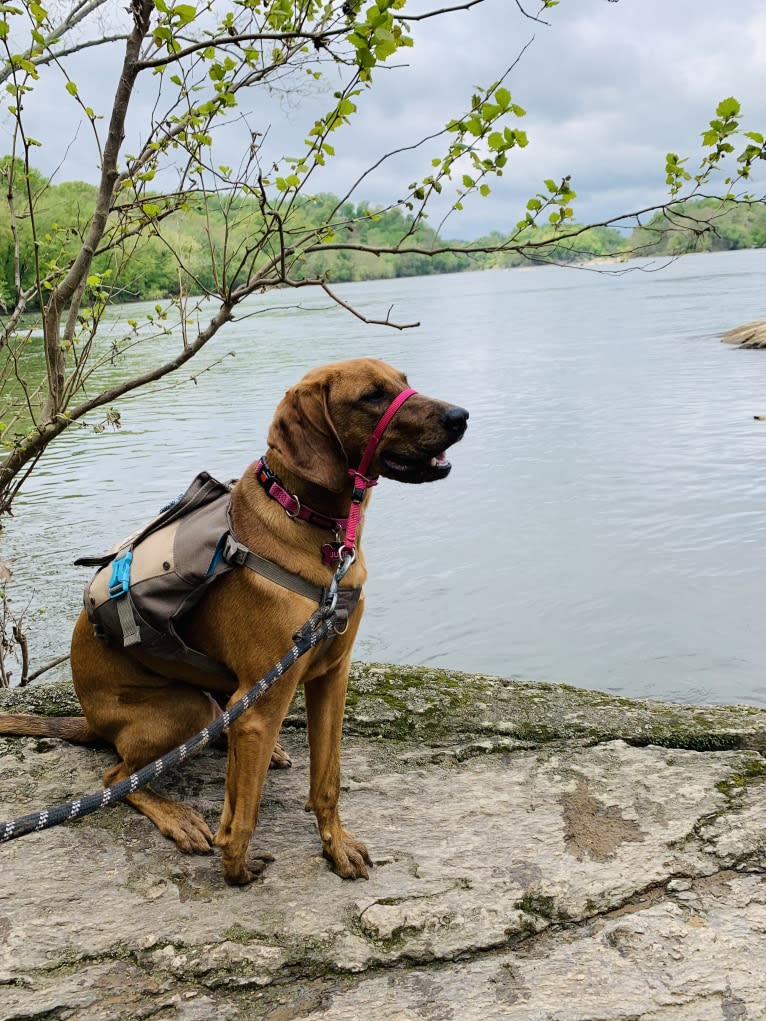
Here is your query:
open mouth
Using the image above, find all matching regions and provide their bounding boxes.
[381,450,452,483]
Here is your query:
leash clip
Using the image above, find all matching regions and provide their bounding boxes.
[322,547,356,620]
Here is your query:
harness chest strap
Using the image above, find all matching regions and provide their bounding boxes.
[222,534,362,632]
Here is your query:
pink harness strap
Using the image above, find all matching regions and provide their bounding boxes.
[340,387,418,558]
[356,387,418,478]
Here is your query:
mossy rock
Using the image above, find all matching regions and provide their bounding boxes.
[3,662,766,753]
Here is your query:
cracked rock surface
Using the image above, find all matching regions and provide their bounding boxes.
[2,666,766,1020]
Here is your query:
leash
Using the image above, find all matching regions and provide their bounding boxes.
[0,556,354,844]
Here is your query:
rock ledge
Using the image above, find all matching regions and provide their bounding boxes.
[2,666,766,1020]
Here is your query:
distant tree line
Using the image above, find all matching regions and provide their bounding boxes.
[629,198,766,256]
[7,162,762,308]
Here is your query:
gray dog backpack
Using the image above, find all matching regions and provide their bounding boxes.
[75,472,361,679]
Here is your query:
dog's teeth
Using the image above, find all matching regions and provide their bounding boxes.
[430,457,438,467]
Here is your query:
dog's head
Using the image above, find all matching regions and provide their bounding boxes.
[268,358,469,493]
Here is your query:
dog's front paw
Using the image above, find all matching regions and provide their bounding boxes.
[222,849,275,886]
[322,830,373,880]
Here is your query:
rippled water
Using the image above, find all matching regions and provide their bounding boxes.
[4,248,766,704]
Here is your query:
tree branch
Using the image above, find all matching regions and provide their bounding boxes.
[310,280,420,330]
[0,0,116,87]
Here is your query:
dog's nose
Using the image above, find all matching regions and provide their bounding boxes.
[443,405,469,437]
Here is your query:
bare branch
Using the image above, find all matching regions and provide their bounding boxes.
[312,281,420,331]
[26,653,70,684]
[398,0,488,21]
[513,0,551,25]
[0,0,118,86]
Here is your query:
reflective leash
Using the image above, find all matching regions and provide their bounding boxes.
[0,555,354,844]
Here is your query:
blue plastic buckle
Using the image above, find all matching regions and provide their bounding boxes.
[108,551,133,599]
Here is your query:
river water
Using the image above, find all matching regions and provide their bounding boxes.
[4,248,766,705]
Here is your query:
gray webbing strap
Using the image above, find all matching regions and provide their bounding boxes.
[223,534,361,632]
[116,594,141,647]
[223,535,326,603]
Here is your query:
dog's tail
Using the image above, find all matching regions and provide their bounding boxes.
[0,714,98,742]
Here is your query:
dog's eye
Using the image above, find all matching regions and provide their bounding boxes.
[360,387,386,403]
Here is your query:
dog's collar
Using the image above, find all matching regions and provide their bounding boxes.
[254,458,350,535]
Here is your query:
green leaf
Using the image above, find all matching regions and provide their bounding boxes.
[495,86,511,110]
[12,55,36,74]
[462,174,474,188]
[479,183,490,197]
[716,96,741,119]
[173,4,197,25]
[65,80,78,96]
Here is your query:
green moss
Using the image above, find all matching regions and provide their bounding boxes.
[40,940,136,976]
[0,679,81,716]
[514,893,570,922]
[5,664,766,756]
[630,731,743,752]
[715,755,766,796]
[223,924,269,945]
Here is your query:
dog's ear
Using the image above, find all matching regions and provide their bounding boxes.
[267,381,349,492]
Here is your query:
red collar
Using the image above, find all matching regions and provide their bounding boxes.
[256,387,418,565]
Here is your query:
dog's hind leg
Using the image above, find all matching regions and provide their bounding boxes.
[71,612,220,854]
[100,684,222,853]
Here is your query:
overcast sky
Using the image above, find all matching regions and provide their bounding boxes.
[6,0,766,239]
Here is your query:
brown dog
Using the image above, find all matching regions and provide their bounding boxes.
[0,358,468,885]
